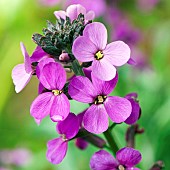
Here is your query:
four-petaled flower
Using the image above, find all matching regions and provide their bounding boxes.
[30,62,70,122]
[90,147,142,170]
[68,73,132,134]
[54,4,95,23]
[46,113,79,164]
[12,42,47,93]
[72,22,131,81]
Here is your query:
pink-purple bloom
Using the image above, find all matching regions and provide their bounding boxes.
[124,93,141,125]
[66,0,106,17]
[12,42,47,93]
[68,73,132,134]
[46,113,79,164]
[90,147,142,170]
[30,62,70,122]
[54,4,95,22]
[72,22,131,81]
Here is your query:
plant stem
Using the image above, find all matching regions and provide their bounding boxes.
[71,59,85,76]
[103,128,119,154]
[109,123,117,131]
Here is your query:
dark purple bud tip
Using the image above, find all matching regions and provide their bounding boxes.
[149,161,165,170]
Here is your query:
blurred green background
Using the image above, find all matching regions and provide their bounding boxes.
[0,0,170,169]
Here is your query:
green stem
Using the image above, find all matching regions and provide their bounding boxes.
[109,123,117,131]
[103,129,119,154]
[71,59,85,76]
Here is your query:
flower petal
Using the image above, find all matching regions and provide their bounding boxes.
[38,82,45,94]
[92,59,116,81]
[116,147,142,167]
[30,46,47,62]
[83,104,109,134]
[103,41,131,66]
[50,93,70,122]
[56,113,79,139]
[54,10,66,20]
[83,22,107,50]
[77,110,86,127]
[30,92,53,120]
[91,72,118,96]
[104,96,132,123]
[85,11,95,21]
[20,42,32,73]
[90,150,118,170]
[66,4,86,21]
[12,64,32,93]
[124,99,140,125]
[68,76,96,103]
[40,62,66,90]
[36,58,55,79]
[46,137,68,164]
[72,36,97,62]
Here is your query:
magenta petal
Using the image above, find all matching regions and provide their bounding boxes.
[30,46,47,62]
[38,82,45,94]
[103,41,131,66]
[34,118,42,125]
[50,93,70,122]
[20,42,32,73]
[91,72,118,96]
[92,59,116,81]
[40,62,66,90]
[36,58,55,79]
[68,76,96,103]
[77,110,86,127]
[124,99,140,125]
[104,96,132,123]
[72,36,97,62]
[85,11,95,21]
[46,137,68,164]
[30,92,54,120]
[56,113,79,139]
[12,64,32,93]
[54,10,66,20]
[83,104,109,134]
[83,22,107,50]
[66,4,86,21]
[75,138,88,150]
[90,150,118,170]
[116,147,142,167]
[126,168,140,170]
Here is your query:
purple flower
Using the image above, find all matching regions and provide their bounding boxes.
[54,4,95,22]
[46,113,79,164]
[12,42,47,93]
[30,62,70,122]
[66,0,106,17]
[68,73,132,134]
[0,148,32,166]
[90,147,142,170]
[113,20,140,46]
[72,22,131,81]
[124,93,141,125]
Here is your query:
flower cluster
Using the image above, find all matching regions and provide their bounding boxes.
[12,3,163,170]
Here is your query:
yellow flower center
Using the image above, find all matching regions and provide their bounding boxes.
[61,134,68,141]
[94,95,107,104]
[52,90,62,96]
[118,165,125,170]
[95,51,104,60]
